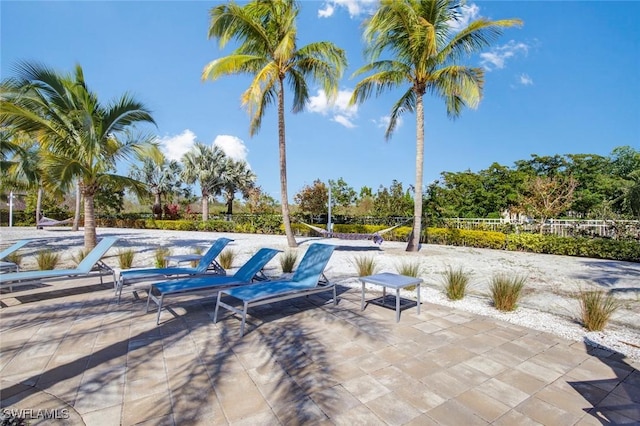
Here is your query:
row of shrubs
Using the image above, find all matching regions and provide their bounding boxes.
[91,219,638,263]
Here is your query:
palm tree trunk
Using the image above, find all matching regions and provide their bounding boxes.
[278,78,298,248]
[84,193,97,250]
[72,180,81,231]
[201,192,209,221]
[406,92,424,252]
[35,185,43,229]
[153,192,162,220]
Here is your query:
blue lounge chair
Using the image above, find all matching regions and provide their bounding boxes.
[214,243,336,336]
[116,237,233,302]
[146,247,281,324]
[0,237,118,292]
[0,239,38,273]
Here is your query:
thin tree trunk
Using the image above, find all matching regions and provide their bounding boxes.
[72,180,81,231]
[153,192,162,220]
[406,92,424,252]
[84,193,97,250]
[35,185,43,229]
[278,78,297,247]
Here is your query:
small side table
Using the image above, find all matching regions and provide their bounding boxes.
[359,272,422,322]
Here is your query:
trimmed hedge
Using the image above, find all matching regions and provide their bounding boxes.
[76,217,640,263]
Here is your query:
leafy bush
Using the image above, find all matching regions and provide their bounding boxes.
[442,266,471,300]
[218,249,236,270]
[117,248,136,269]
[36,250,60,270]
[489,274,526,311]
[280,250,298,273]
[351,255,379,277]
[579,290,619,331]
[426,228,506,249]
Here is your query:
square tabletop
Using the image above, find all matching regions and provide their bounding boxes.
[359,272,423,289]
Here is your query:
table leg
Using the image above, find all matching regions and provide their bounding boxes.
[396,288,400,322]
[417,283,421,315]
[361,281,365,311]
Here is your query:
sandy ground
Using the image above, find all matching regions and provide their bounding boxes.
[1,226,639,360]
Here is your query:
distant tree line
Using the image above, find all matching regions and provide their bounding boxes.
[292,146,640,225]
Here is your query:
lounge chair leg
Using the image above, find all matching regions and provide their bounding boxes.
[213,292,221,324]
[156,295,165,325]
[145,291,151,313]
[240,302,248,337]
[333,286,337,306]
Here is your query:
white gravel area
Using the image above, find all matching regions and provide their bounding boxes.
[1,226,639,361]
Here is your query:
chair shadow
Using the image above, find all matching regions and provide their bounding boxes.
[567,337,639,424]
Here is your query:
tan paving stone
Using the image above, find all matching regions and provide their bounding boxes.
[494,368,547,395]
[366,392,422,424]
[456,388,511,422]
[122,392,173,425]
[420,369,472,399]
[493,409,543,425]
[427,399,489,425]
[342,375,390,403]
[80,404,122,426]
[475,377,530,408]
[516,396,584,425]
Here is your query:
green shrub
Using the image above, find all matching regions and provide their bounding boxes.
[117,248,136,269]
[579,290,619,331]
[426,228,506,249]
[36,250,60,270]
[280,250,298,273]
[351,255,379,277]
[442,266,471,301]
[218,249,236,270]
[154,247,171,268]
[489,274,526,311]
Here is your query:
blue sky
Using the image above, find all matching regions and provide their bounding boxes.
[2,1,639,202]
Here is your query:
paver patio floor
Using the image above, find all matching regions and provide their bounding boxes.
[1,277,639,425]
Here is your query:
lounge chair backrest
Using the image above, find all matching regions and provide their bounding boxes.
[76,237,119,273]
[291,244,335,287]
[0,239,33,260]
[194,237,233,273]
[232,248,281,281]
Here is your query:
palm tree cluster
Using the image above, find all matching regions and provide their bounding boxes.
[2,0,522,251]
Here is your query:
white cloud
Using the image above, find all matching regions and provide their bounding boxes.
[158,129,197,161]
[318,4,335,18]
[307,88,359,128]
[317,0,377,19]
[519,73,533,86]
[213,134,249,164]
[480,40,529,71]
[373,115,403,131]
[447,3,480,32]
[332,114,356,128]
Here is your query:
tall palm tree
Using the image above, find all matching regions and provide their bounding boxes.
[202,0,347,247]
[181,142,228,221]
[1,62,159,249]
[130,155,184,219]
[350,0,522,251]
[220,158,256,215]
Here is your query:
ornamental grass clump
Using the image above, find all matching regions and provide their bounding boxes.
[352,255,379,277]
[442,266,471,301]
[280,250,298,273]
[218,249,236,270]
[71,249,89,266]
[117,248,136,270]
[36,250,60,270]
[396,260,421,277]
[579,290,619,331]
[4,252,22,269]
[191,247,204,267]
[154,247,171,268]
[489,274,526,311]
